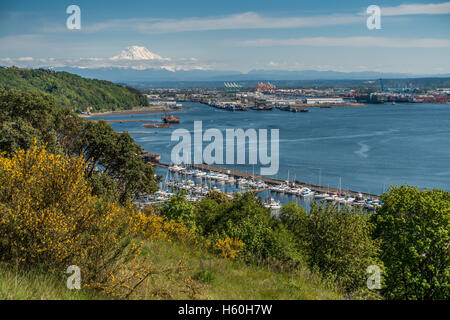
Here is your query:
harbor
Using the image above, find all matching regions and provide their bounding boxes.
[92,101,450,197]
[144,162,382,212]
[152,162,378,198]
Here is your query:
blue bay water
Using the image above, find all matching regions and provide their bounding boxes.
[91,102,450,195]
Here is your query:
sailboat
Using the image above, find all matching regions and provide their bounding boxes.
[334,177,346,203]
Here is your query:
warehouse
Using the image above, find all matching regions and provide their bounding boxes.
[306,98,345,104]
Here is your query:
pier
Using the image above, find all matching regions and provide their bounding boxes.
[149,162,379,198]
[104,119,155,123]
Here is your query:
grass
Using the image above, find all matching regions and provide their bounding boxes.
[133,240,341,300]
[0,263,96,300]
[0,240,341,300]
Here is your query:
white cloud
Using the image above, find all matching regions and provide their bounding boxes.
[83,12,362,34]
[80,3,450,34]
[136,12,362,33]
[382,2,450,16]
[232,36,450,48]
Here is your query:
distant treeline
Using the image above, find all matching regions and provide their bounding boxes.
[127,77,450,90]
[0,67,148,112]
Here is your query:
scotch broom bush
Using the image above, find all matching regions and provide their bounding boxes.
[0,143,196,297]
[0,143,129,278]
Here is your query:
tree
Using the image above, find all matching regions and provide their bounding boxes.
[204,190,230,204]
[160,192,197,231]
[80,120,117,175]
[0,89,58,153]
[284,202,382,293]
[373,185,450,300]
[0,67,149,112]
[195,192,301,263]
[102,131,159,203]
[0,89,158,205]
[0,88,55,131]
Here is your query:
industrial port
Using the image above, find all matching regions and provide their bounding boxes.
[145,79,450,113]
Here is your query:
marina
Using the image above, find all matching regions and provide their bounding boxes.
[142,162,383,213]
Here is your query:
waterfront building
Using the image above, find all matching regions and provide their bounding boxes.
[306,98,345,104]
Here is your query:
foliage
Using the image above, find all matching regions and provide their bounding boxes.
[193,269,216,284]
[214,236,245,259]
[159,192,198,231]
[373,185,450,300]
[131,208,197,245]
[87,172,121,203]
[204,190,230,204]
[0,143,129,282]
[0,89,159,205]
[0,67,148,112]
[0,144,200,298]
[280,202,309,249]
[193,192,302,263]
[0,89,59,154]
[282,202,382,293]
[80,121,158,203]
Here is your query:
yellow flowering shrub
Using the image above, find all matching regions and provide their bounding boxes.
[130,210,197,244]
[0,143,202,297]
[0,144,130,282]
[1,144,89,264]
[214,236,245,260]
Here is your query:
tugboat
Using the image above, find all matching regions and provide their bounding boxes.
[162,115,180,124]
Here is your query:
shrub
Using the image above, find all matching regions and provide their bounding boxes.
[159,192,197,231]
[214,236,245,259]
[0,143,130,282]
[195,192,302,264]
[282,202,382,294]
[131,208,197,245]
[0,143,205,298]
[373,185,450,300]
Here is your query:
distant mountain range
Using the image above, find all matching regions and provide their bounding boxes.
[3,45,449,85]
[54,67,450,84]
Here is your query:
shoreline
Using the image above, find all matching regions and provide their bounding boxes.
[295,102,367,108]
[80,105,184,118]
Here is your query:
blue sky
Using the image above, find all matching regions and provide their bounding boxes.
[0,0,449,74]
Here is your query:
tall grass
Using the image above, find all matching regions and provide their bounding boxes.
[131,240,341,300]
[0,239,341,300]
[0,263,97,300]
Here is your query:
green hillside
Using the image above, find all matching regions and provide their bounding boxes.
[0,66,148,112]
[0,240,340,300]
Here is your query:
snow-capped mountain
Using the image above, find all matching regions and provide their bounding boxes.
[110,46,170,61]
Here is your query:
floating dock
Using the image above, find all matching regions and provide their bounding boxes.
[149,162,379,198]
